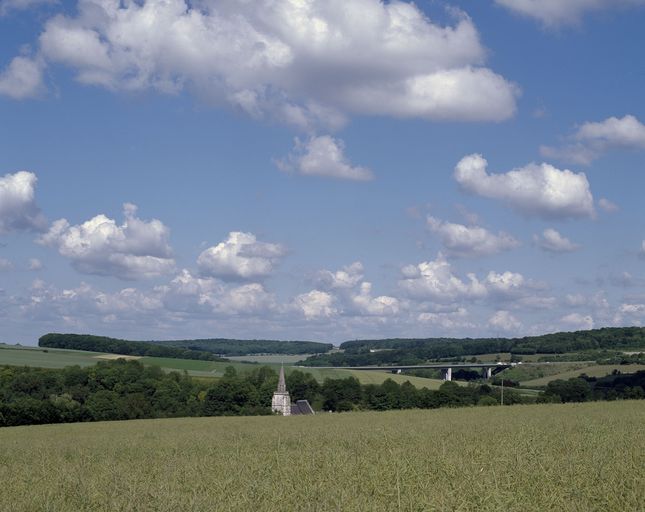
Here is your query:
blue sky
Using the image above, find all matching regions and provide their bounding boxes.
[1,0,645,344]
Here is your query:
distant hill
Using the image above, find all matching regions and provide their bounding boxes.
[151,338,333,356]
[38,333,333,357]
[302,327,645,367]
[39,333,228,362]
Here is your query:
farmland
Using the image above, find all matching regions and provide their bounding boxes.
[0,344,450,388]
[0,401,642,511]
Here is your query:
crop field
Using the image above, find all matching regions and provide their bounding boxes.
[0,344,105,368]
[1,401,643,511]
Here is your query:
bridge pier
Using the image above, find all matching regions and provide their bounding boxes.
[442,367,452,381]
[483,367,492,379]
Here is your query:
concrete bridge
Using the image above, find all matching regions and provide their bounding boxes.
[303,362,515,381]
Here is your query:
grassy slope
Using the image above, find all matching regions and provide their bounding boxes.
[1,401,643,511]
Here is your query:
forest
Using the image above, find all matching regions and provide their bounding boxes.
[150,338,333,356]
[303,327,645,366]
[39,333,229,361]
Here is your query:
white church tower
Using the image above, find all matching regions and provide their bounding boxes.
[272,365,291,416]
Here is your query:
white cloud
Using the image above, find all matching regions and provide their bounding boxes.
[640,241,645,259]
[317,261,364,289]
[598,198,618,213]
[488,310,522,332]
[197,231,285,281]
[0,257,13,271]
[534,228,580,253]
[484,271,527,297]
[426,216,519,257]
[351,282,400,317]
[28,258,43,271]
[541,115,645,165]
[454,153,595,219]
[38,203,175,280]
[10,0,518,125]
[400,255,487,302]
[560,312,594,330]
[418,307,474,330]
[496,0,645,26]
[0,171,47,234]
[294,290,337,320]
[620,303,645,317]
[0,56,44,99]
[277,136,373,181]
[399,254,533,304]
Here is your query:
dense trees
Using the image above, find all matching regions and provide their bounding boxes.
[39,333,332,358]
[153,338,333,356]
[2,361,643,427]
[303,327,645,367]
[39,333,228,361]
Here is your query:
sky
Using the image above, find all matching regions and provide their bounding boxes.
[1,0,645,345]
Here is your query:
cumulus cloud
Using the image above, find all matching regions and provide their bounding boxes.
[496,0,645,26]
[350,282,400,317]
[418,307,474,330]
[197,232,285,281]
[38,203,175,280]
[294,290,337,320]
[488,310,522,332]
[0,56,44,99]
[534,228,580,253]
[0,171,47,234]
[640,241,645,259]
[541,115,645,165]
[28,258,43,271]
[454,154,595,219]
[560,312,594,330]
[277,135,373,181]
[426,216,519,257]
[317,261,364,289]
[6,0,518,125]
[399,254,528,302]
[0,257,13,271]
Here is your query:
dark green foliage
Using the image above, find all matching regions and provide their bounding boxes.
[39,333,229,362]
[304,327,645,367]
[542,371,645,403]
[151,338,333,356]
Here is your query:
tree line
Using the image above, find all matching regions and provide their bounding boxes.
[152,338,333,356]
[303,327,645,366]
[1,360,643,428]
[39,333,229,361]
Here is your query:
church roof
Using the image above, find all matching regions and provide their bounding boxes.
[291,400,315,415]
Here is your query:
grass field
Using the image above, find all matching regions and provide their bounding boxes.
[0,401,643,511]
[228,354,313,363]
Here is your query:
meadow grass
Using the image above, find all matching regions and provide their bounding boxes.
[0,401,642,511]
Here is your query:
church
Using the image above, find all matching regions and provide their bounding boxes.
[272,366,315,416]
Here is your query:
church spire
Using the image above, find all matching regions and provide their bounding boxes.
[277,364,287,393]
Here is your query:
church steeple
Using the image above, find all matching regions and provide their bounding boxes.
[272,364,291,416]
[277,364,287,393]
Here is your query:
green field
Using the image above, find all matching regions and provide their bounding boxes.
[0,401,642,511]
